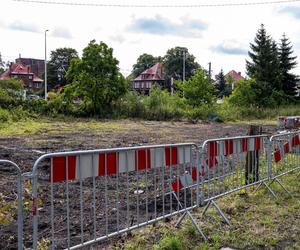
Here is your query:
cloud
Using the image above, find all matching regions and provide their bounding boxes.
[128,15,207,38]
[212,40,247,55]
[51,27,72,39]
[8,21,40,33]
[109,34,125,43]
[278,6,300,19]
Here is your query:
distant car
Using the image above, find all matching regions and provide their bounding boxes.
[27,94,40,100]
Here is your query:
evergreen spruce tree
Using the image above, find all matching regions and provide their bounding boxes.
[215,69,226,98]
[246,24,281,92]
[279,34,298,96]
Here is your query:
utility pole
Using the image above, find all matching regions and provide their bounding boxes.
[208,62,212,82]
[183,50,186,81]
[44,29,49,100]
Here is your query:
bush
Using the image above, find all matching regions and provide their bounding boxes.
[0,108,10,122]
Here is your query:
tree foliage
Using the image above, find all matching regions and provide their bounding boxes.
[132,53,161,78]
[0,53,5,75]
[0,79,24,108]
[47,47,79,89]
[279,34,298,96]
[215,69,230,98]
[182,69,214,107]
[246,24,281,91]
[66,40,126,116]
[163,47,200,81]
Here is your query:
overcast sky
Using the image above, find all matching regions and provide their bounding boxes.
[1,0,300,77]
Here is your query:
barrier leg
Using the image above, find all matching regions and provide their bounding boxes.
[172,192,206,241]
[211,200,230,226]
[201,200,230,225]
[254,181,277,198]
[262,181,277,198]
[271,178,292,197]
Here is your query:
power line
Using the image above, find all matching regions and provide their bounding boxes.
[12,0,300,8]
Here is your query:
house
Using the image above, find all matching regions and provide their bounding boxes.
[132,63,164,94]
[0,62,43,92]
[15,57,45,79]
[225,70,245,89]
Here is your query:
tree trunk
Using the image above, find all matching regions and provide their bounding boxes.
[245,125,262,185]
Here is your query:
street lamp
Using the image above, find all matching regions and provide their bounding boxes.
[44,29,49,100]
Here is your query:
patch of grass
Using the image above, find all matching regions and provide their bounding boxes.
[121,173,300,249]
[0,118,126,136]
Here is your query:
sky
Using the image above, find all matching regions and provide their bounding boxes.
[1,0,300,77]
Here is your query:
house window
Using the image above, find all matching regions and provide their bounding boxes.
[134,82,139,89]
[14,75,18,79]
[35,83,40,88]
[29,75,33,80]
[28,82,32,88]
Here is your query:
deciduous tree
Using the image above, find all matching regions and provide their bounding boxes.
[66,40,126,116]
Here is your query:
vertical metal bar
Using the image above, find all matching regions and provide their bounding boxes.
[126,151,130,228]
[17,168,23,250]
[145,149,149,222]
[66,156,70,249]
[79,155,83,244]
[116,152,120,232]
[169,146,173,214]
[50,158,54,250]
[136,150,140,225]
[92,154,96,240]
[105,153,108,236]
[32,170,38,250]
[154,149,157,219]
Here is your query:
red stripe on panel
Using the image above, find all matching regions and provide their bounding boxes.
[135,149,151,170]
[241,138,248,152]
[98,152,117,176]
[292,135,300,147]
[51,156,76,182]
[284,142,290,154]
[206,157,218,168]
[172,179,183,193]
[225,139,233,156]
[191,166,204,181]
[255,138,261,151]
[274,150,281,162]
[208,141,218,158]
[165,147,178,166]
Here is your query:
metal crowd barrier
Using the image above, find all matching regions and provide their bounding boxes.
[1,131,300,249]
[0,160,23,250]
[30,143,197,249]
[266,131,300,195]
[174,135,272,234]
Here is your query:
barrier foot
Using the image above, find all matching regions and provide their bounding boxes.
[187,210,207,241]
[253,182,263,194]
[211,200,230,226]
[175,212,187,228]
[172,192,206,241]
[263,181,277,198]
[201,201,211,217]
[274,178,292,197]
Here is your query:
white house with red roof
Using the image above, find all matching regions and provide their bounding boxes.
[0,63,43,92]
[225,70,245,89]
[132,63,165,94]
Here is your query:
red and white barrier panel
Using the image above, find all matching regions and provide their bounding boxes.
[50,145,192,182]
[273,134,300,163]
[206,138,263,168]
[172,166,204,192]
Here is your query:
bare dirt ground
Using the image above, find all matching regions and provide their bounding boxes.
[0,119,277,249]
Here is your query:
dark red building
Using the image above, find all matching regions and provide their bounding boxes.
[0,63,43,92]
[132,63,164,94]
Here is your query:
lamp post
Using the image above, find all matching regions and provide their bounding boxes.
[44,29,49,100]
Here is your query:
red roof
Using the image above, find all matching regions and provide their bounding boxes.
[0,63,43,82]
[226,70,245,82]
[134,63,164,81]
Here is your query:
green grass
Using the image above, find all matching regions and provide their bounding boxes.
[117,173,300,250]
[0,118,125,136]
